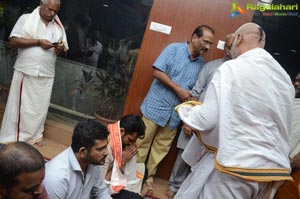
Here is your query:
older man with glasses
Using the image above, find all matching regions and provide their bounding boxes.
[137,25,215,194]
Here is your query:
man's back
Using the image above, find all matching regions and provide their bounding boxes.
[215,48,294,172]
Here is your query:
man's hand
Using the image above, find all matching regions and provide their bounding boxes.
[182,124,193,137]
[53,42,65,55]
[190,96,198,101]
[122,143,137,166]
[290,154,300,170]
[39,39,54,50]
[152,69,192,102]
[174,86,191,102]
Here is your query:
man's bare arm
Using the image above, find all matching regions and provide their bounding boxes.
[153,68,191,102]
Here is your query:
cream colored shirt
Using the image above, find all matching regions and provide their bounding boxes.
[9,14,63,77]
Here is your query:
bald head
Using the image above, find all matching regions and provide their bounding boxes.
[230,23,266,59]
[0,142,45,188]
[235,23,265,42]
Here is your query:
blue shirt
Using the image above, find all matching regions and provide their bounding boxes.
[141,42,205,129]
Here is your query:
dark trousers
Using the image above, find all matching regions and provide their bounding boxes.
[112,190,143,199]
[112,166,149,199]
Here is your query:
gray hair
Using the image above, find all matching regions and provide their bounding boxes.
[41,0,61,5]
[224,33,234,42]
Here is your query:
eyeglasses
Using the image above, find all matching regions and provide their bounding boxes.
[200,38,213,47]
[258,26,264,42]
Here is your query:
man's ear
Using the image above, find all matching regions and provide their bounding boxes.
[78,147,87,158]
[236,34,243,47]
[120,128,125,136]
[191,33,198,39]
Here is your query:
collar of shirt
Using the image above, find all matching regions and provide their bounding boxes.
[68,147,86,182]
[185,41,201,61]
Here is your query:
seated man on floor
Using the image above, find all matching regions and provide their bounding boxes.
[0,142,47,199]
[103,114,152,199]
[43,119,112,199]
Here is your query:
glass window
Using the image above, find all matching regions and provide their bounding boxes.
[252,0,300,78]
[0,0,153,121]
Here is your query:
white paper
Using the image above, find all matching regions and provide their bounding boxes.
[217,40,225,50]
[150,21,172,35]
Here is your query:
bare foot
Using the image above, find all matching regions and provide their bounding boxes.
[140,183,151,197]
[165,189,176,199]
[35,140,46,147]
[143,181,155,196]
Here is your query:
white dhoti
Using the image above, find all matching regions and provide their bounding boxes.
[0,70,54,144]
[175,139,284,199]
[175,153,284,199]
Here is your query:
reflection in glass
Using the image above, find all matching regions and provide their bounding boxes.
[0,0,153,122]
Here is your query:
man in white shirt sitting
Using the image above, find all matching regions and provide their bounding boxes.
[43,120,112,199]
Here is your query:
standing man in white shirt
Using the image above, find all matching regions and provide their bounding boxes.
[43,120,112,199]
[0,0,68,145]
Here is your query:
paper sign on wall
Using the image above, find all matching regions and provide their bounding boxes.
[150,22,172,35]
[217,40,225,50]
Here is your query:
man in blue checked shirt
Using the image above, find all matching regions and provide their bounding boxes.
[136,25,215,194]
